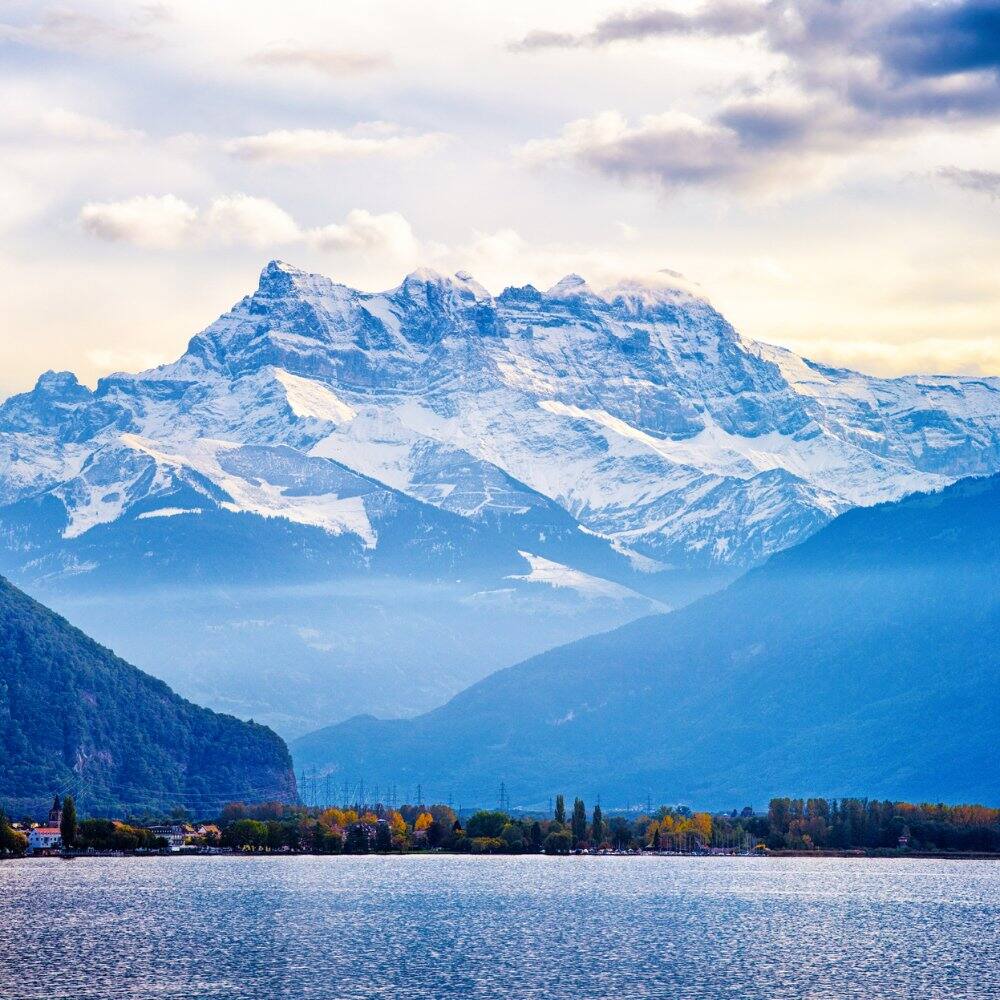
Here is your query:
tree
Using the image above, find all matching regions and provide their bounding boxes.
[345,824,370,854]
[591,804,604,847]
[266,821,284,851]
[375,821,392,852]
[466,810,508,839]
[554,795,566,825]
[572,798,587,845]
[691,812,713,846]
[388,810,409,848]
[609,816,631,850]
[501,823,525,851]
[530,820,543,850]
[60,795,77,849]
[224,819,267,850]
[0,809,27,857]
[543,829,573,855]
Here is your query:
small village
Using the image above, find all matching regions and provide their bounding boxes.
[12,797,216,857]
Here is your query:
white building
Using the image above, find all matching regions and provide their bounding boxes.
[147,824,186,851]
[27,826,62,854]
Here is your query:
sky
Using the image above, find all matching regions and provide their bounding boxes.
[1,0,999,396]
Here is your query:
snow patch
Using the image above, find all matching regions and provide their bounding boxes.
[272,368,357,424]
[137,507,203,519]
[121,434,377,547]
[510,551,654,603]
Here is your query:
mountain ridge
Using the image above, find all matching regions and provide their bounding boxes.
[0,572,297,817]
[1,260,998,733]
[292,473,1000,809]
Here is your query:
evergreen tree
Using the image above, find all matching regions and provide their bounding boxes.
[554,794,566,825]
[345,824,370,854]
[60,795,77,849]
[572,798,587,845]
[530,820,543,850]
[591,804,604,846]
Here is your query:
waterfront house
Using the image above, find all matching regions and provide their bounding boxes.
[28,827,62,854]
[146,824,186,851]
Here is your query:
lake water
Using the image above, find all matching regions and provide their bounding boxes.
[2,855,998,999]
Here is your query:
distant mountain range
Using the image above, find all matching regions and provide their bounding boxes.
[1,261,998,734]
[0,573,296,818]
[292,474,1000,809]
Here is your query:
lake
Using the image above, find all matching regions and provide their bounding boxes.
[2,855,998,999]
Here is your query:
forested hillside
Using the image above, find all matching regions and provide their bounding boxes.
[294,474,1000,808]
[0,576,297,817]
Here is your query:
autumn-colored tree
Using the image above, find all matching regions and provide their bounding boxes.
[691,812,713,845]
[414,812,433,832]
[388,810,409,849]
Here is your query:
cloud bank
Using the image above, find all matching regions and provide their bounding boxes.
[224,124,448,163]
[514,1,1000,192]
[78,195,421,259]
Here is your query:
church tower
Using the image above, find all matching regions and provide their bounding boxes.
[47,795,62,827]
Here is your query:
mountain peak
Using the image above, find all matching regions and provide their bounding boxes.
[546,274,596,299]
[256,259,310,296]
[398,267,492,303]
[34,370,89,398]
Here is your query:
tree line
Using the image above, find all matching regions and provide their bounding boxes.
[757,798,1000,853]
[209,795,718,854]
[4,793,1000,858]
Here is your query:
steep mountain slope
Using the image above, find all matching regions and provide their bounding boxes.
[292,474,1000,809]
[1,261,998,733]
[0,574,297,817]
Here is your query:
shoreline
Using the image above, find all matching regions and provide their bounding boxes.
[7,849,1000,863]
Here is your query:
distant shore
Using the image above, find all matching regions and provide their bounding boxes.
[9,848,1000,863]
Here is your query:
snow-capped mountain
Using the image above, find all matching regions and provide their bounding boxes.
[2,260,998,733]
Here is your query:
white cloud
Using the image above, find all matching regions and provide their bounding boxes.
[0,105,143,145]
[0,5,169,52]
[79,194,198,249]
[78,196,422,262]
[203,194,301,246]
[309,209,419,258]
[247,43,389,77]
[38,108,144,143]
[224,125,447,163]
